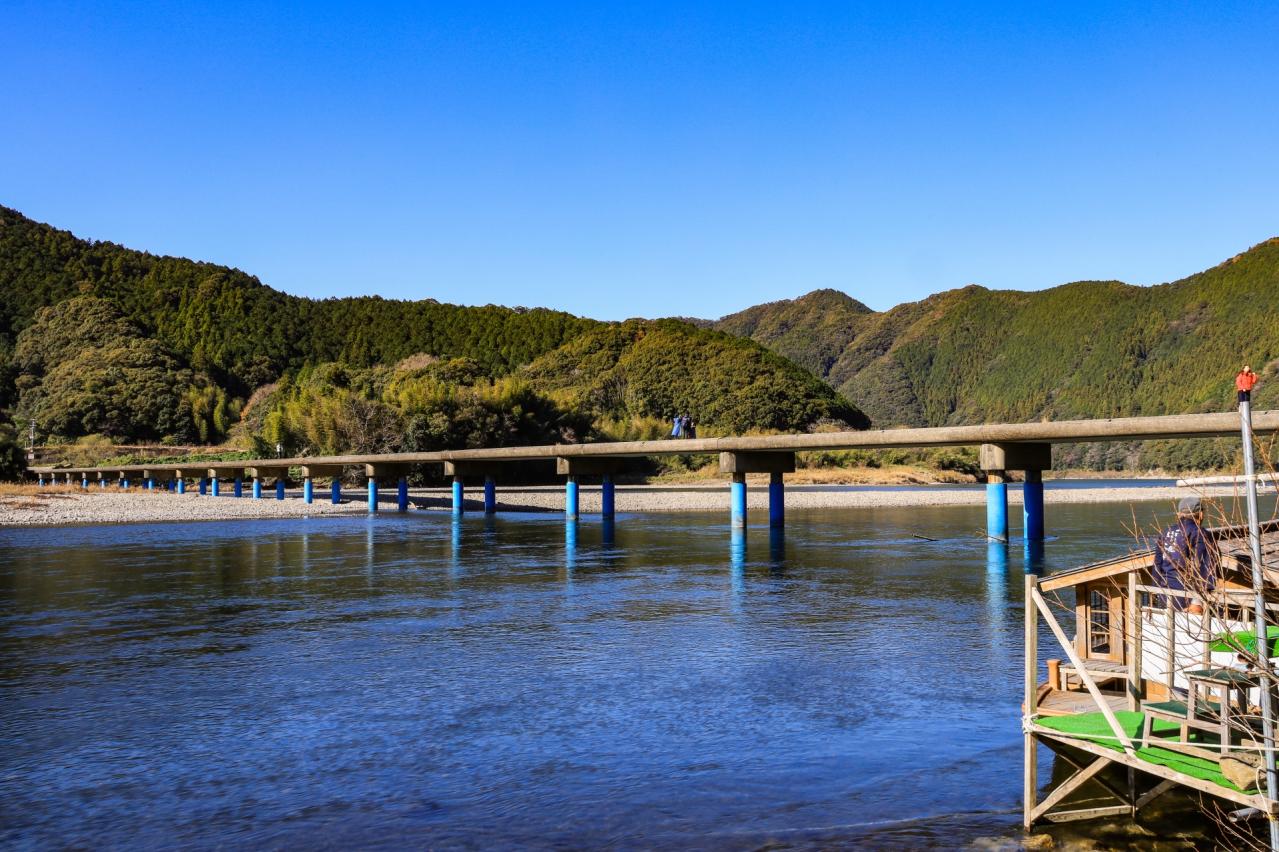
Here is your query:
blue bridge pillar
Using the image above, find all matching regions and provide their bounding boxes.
[275,479,286,500]
[483,476,496,515]
[81,475,89,489]
[177,478,186,495]
[303,478,314,504]
[980,443,1051,545]
[121,477,129,490]
[768,471,784,528]
[397,476,409,513]
[252,478,263,499]
[211,477,220,497]
[565,475,579,521]
[331,479,341,504]
[985,472,1008,543]
[233,476,243,498]
[601,474,615,521]
[452,476,464,515]
[720,452,794,531]
[730,472,747,529]
[199,477,208,496]
[367,478,379,513]
[37,475,45,487]
[1023,469,1045,542]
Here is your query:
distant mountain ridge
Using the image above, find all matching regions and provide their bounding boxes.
[713,243,1279,440]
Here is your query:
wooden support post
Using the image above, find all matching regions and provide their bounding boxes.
[1031,755,1115,822]
[1031,586,1136,754]
[1025,572,1039,829]
[1041,804,1133,824]
[1128,571,1141,712]
[1040,737,1134,809]
[1135,779,1177,811]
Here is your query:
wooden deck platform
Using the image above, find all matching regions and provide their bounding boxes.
[1037,687,1128,717]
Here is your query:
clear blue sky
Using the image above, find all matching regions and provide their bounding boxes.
[3,2,1277,320]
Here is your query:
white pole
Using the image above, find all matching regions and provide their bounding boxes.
[1241,393,1279,850]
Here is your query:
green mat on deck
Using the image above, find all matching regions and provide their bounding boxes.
[1037,710,1246,792]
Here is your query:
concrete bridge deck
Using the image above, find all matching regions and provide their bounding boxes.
[28,409,1278,541]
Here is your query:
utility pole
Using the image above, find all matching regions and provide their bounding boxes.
[1237,365,1279,851]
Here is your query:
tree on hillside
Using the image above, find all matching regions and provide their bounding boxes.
[12,296,233,442]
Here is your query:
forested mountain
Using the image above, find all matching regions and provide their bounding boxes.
[0,206,863,453]
[712,241,1279,467]
[0,205,599,398]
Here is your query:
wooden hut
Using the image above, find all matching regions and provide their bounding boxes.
[1023,520,1279,829]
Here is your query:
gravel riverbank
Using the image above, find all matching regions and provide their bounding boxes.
[0,483,1255,528]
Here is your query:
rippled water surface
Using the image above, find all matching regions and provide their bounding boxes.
[1,499,1263,848]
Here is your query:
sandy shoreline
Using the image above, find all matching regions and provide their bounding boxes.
[0,483,1260,528]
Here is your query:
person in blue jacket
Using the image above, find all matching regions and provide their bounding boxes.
[670,414,682,439]
[1152,496,1217,612]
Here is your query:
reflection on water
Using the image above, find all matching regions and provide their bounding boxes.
[1,499,1270,849]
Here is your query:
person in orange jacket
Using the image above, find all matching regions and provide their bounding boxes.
[1237,365,1259,402]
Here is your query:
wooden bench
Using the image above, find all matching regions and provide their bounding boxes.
[1142,699,1231,760]
[1059,659,1128,690]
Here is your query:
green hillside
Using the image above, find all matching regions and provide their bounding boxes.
[522,319,867,433]
[714,241,1279,468]
[0,207,865,453]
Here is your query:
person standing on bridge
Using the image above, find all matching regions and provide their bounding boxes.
[1152,496,1217,614]
[1237,365,1259,402]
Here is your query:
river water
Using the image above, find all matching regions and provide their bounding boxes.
[0,498,1268,849]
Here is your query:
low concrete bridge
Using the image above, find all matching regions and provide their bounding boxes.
[29,410,1278,542]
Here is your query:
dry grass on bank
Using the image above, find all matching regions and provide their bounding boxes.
[0,483,83,511]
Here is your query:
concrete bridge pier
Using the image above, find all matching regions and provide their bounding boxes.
[81,474,89,489]
[985,472,1009,542]
[565,475,579,521]
[143,470,173,494]
[981,443,1051,542]
[557,457,626,521]
[445,462,506,516]
[167,469,192,494]
[769,472,784,529]
[248,467,287,501]
[198,477,207,496]
[301,465,342,506]
[602,474,615,520]
[1023,470,1045,542]
[233,475,243,498]
[720,452,795,530]
[364,464,410,513]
